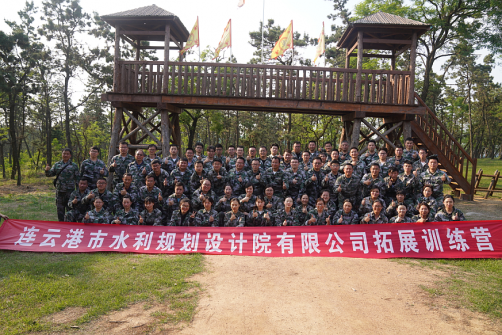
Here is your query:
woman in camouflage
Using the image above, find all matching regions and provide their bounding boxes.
[389,204,414,223]
[275,197,298,226]
[139,197,163,226]
[294,194,313,226]
[195,197,219,227]
[332,199,359,225]
[83,197,111,224]
[306,198,331,226]
[434,195,466,221]
[169,199,196,226]
[224,198,246,227]
[112,195,139,225]
[411,202,434,223]
[248,196,273,226]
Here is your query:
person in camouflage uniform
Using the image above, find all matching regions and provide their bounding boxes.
[195,197,219,227]
[202,146,216,171]
[170,199,197,226]
[207,159,228,197]
[382,167,405,206]
[275,197,300,226]
[82,178,115,212]
[399,160,420,204]
[412,148,429,176]
[169,158,192,197]
[185,148,197,173]
[224,145,237,171]
[360,200,388,224]
[247,196,274,226]
[83,197,111,224]
[263,157,289,199]
[227,157,250,196]
[112,195,139,225]
[163,182,188,221]
[147,159,171,198]
[80,146,108,190]
[127,149,150,189]
[414,184,439,217]
[434,195,466,221]
[389,204,414,223]
[361,140,378,167]
[321,190,337,213]
[139,197,163,226]
[45,148,80,221]
[194,142,207,161]
[342,147,366,180]
[411,202,435,222]
[112,173,139,212]
[360,163,386,198]
[359,186,387,216]
[386,146,405,174]
[371,148,394,178]
[324,150,341,173]
[419,155,450,204]
[305,199,331,226]
[285,157,306,205]
[332,199,359,225]
[238,184,257,214]
[190,161,209,194]
[294,194,314,225]
[247,159,265,196]
[224,198,246,227]
[64,179,91,223]
[161,145,180,175]
[322,160,341,202]
[215,185,234,226]
[338,141,350,163]
[385,191,414,218]
[280,150,292,171]
[307,141,319,163]
[214,144,227,170]
[263,186,284,213]
[304,157,326,207]
[403,137,419,162]
[144,144,162,166]
[235,146,250,171]
[334,164,361,210]
[246,146,257,168]
[299,151,312,172]
[138,175,163,211]
[191,179,216,212]
[292,141,303,161]
[109,141,135,189]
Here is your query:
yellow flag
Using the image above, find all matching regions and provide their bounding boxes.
[313,22,325,64]
[214,20,232,59]
[181,17,200,54]
[270,21,294,59]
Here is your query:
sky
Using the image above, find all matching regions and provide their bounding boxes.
[1,0,500,97]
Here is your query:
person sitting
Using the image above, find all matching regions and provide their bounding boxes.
[411,202,434,223]
[169,199,196,226]
[248,196,273,227]
[238,183,257,214]
[139,197,163,226]
[385,191,414,219]
[360,199,388,224]
[83,197,111,224]
[294,194,313,225]
[305,198,331,226]
[275,197,298,226]
[389,204,413,223]
[224,198,246,227]
[414,184,438,217]
[435,195,466,221]
[332,199,359,225]
[112,195,139,225]
[359,186,386,216]
[195,197,219,227]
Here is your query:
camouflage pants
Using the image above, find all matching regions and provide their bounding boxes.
[64,210,85,223]
[56,191,70,222]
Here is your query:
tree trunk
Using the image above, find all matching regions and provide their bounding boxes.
[8,92,20,184]
[64,72,72,149]
[46,87,52,166]
[0,144,5,178]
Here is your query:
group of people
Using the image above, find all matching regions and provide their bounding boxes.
[45,138,466,227]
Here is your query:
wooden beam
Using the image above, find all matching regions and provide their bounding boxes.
[361,119,398,150]
[402,120,412,139]
[409,32,418,105]
[363,39,412,45]
[120,35,137,48]
[355,31,364,102]
[120,31,166,36]
[113,25,121,92]
[138,46,181,50]
[107,107,123,190]
[347,41,358,56]
[123,109,162,147]
[348,53,394,58]
[351,118,362,149]
[121,109,161,143]
[160,109,171,158]
[341,111,366,122]
[394,45,410,57]
[164,24,170,94]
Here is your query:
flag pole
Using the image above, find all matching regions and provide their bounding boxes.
[261,0,265,64]
[198,16,201,62]
[230,19,233,60]
[291,20,294,64]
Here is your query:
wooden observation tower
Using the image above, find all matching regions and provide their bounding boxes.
[101,7,477,199]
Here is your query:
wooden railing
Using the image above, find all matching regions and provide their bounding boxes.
[414,93,477,194]
[115,61,413,105]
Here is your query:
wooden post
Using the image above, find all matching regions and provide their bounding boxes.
[107,107,123,190]
[390,50,396,71]
[136,40,140,61]
[408,32,418,105]
[164,24,171,93]
[355,31,363,102]
[113,25,120,92]
[179,42,184,61]
[172,110,182,148]
[160,109,171,158]
[351,118,362,149]
[345,50,350,68]
[402,120,412,140]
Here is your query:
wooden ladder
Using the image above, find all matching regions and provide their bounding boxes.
[411,93,477,200]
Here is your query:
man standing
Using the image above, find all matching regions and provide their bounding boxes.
[144,144,162,165]
[304,157,325,206]
[292,141,303,161]
[419,155,450,204]
[80,146,108,190]
[109,141,135,189]
[162,145,180,175]
[127,149,150,188]
[45,148,80,221]
[263,156,289,199]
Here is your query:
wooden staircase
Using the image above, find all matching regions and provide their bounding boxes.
[411,93,477,200]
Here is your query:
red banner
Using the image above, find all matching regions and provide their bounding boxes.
[0,219,501,258]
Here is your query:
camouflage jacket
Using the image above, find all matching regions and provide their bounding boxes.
[238,194,257,214]
[386,156,404,174]
[161,156,180,175]
[403,149,419,162]
[303,169,326,202]
[84,209,111,224]
[144,155,162,166]
[224,211,246,227]
[109,154,135,183]
[434,207,465,222]
[411,214,435,222]
[399,172,420,200]
[79,159,108,188]
[285,169,306,200]
[112,182,139,211]
[138,186,163,210]
[382,177,405,202]
[360,212,389,224]
[321,172,341,199]
[334,175,361,200]
[293,205,314,225]
[338,151,351,163]
[247,210,274,227]
[414,196,439,216]
[257,157,271,171]
[82,189,114,212]
[332,209,359,225]
[45,160,79,192]
[248,169,266,196]
[195,208,219,227]
[274,209,299,226]
[127,160,151,188]
[169,210,196,226]
[280,161,291,171]
[147,169,171,195]
[299,161,312,173]
[264,196,284,213]
[139,209,163,226]
[307,151,320,162]
[389,215,414,223]
[191,189,217,212]
[114,208,139,225]
[263,168,289,198]
[413,160,429,175]
[359,197,387,216]
[189,170,209,195]
[361,152,378,167]
[385,201,415,218]
[305,209,331,226]
[370,159,394,178]
[170,169,192,195]
[163,193,189,219]
[214,195,233,213]
[342,159,366,180]
[67,188,91,214]
[419,169,451,199]
[360,173,386,198]
[207,168,228,197]
[323,199,338,213]
[227,168,250,196]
